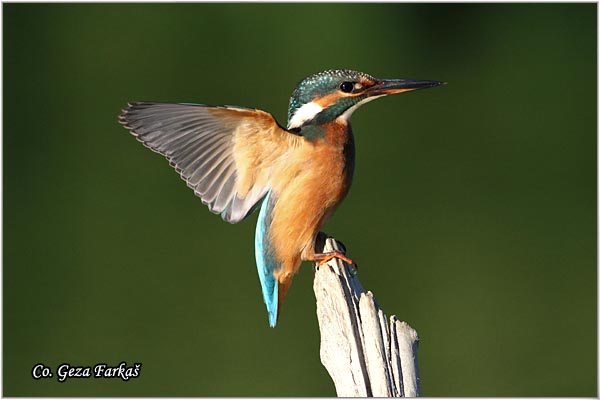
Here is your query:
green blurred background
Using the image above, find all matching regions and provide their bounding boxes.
[4,3,596,397]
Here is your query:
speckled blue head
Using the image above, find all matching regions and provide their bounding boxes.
[286,69,444,131]
[287,69,376,129]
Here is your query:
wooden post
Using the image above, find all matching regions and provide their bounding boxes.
[313,236,421,397]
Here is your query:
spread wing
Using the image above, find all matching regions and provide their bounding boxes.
[119,102,298,223]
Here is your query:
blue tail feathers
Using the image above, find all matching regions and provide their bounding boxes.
[255,191,280,327]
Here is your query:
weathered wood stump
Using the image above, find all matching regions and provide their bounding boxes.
[313,236,421,397]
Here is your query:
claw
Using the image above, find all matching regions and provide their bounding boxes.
[312,251,354,266]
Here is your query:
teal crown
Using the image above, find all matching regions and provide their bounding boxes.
[287,69,375,127]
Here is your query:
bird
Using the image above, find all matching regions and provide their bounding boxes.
[119,69,443,327]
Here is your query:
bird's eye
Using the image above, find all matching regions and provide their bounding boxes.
[340,81,354,93]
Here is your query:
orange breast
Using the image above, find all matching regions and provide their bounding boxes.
[268,121,355,275]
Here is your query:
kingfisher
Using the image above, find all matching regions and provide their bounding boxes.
[119,69,443,327]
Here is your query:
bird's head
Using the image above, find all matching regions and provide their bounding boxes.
[287,69,444,131]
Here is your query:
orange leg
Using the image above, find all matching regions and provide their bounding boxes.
[311,251,355,266]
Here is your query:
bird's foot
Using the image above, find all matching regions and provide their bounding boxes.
[312,251,354,266]
[311,251,358,275]
[312,232,358,274]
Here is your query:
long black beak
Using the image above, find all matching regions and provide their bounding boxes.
[367,78,446,96]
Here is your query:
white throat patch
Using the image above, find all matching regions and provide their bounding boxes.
[287,101,323,129]
[338,95,385,123]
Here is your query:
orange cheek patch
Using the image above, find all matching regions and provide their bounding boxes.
[314,93,343,109]
[314,90,366,109]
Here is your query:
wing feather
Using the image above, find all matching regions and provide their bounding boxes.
[119,101,297,223]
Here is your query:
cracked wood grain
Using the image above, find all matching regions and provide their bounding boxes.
[314,236,421,397]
